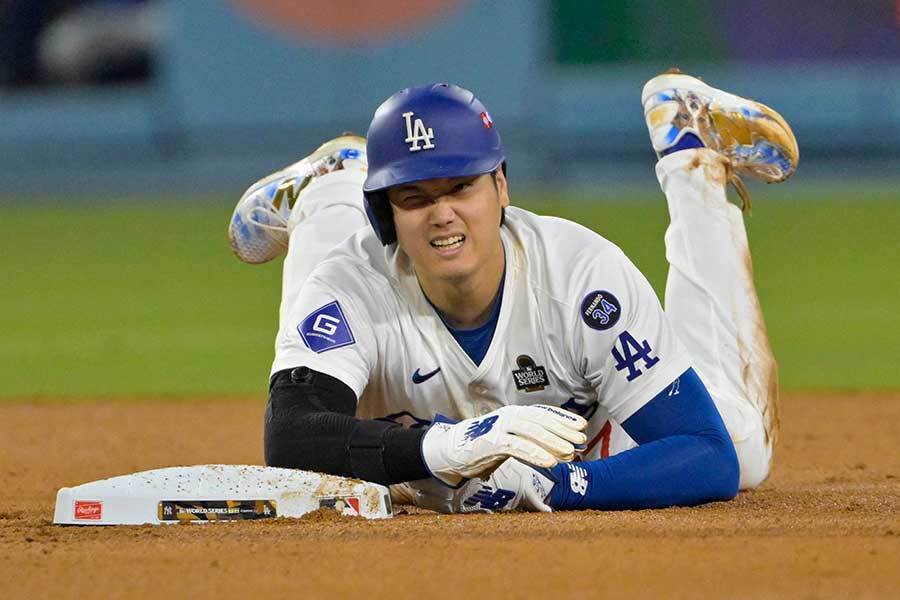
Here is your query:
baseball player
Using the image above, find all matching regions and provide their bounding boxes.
[228,72,797,512]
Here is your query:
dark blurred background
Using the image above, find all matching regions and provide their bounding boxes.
[2,0,898,196]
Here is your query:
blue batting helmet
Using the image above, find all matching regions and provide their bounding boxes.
[362,83,505,245]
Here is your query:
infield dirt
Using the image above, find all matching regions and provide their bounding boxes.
[2,392,898,599]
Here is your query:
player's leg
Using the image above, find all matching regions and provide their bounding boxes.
[642,72,799,489]
[278,141,369,328]
[656,148,778,489]
[226,134,370,353]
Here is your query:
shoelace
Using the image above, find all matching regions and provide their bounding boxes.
[728,170,752,213]
[246,203,289,236]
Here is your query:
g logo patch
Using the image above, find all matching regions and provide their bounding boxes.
[580,290,621,331]
[312,314,340,336]
[298,300,355,353]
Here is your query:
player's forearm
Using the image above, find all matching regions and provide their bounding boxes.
[548,431,739,510]
[264,367,430,485]
[550,367,739,510]
[264,409,428,484]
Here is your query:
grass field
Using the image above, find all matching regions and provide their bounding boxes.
[1,187,898,398]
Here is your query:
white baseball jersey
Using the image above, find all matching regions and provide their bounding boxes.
[272,206,693,460]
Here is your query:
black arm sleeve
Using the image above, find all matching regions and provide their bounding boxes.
[263,366,430,485]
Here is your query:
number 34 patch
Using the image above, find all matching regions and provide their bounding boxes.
[612,331,659,381]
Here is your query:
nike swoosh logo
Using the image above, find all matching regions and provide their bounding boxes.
[411,367,441,384]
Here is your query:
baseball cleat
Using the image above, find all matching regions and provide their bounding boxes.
[642,70,799,208]
[228,134,367,264]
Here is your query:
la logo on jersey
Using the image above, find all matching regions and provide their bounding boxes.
[612,330,659,382]
[298,301,355,353]
[402,111,435,152]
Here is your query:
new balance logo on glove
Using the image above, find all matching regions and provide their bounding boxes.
[463,415,499,442]
[464,486,516,511]
[420,404,587,487]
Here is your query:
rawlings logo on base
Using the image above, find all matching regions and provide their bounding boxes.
[74,500,102,520]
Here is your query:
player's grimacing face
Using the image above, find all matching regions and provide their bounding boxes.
[387,170,509,282]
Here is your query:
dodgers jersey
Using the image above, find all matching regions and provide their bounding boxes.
[272,207,693,460]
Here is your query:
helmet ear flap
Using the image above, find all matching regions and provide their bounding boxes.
[364,192,396,246]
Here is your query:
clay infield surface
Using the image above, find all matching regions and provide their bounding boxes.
[2,391,898,599]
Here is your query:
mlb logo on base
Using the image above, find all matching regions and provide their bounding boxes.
[74,500,102,520]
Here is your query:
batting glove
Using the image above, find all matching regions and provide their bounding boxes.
[420,405,587,487]
[406,458,558,514]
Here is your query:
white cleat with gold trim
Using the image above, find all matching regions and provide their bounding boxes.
[642,70,799,208]
[227,134,367,264]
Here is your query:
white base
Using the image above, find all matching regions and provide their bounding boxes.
[53,464,393,525]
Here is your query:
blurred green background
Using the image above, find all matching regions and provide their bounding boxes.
[3,2,899,399]
[3,183,897,399]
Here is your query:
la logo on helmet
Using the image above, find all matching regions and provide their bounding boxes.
[402,111,435,152]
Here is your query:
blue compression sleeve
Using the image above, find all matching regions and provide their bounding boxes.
[548,368,739,510]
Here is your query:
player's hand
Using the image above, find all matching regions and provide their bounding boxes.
[420,405,587,486]
[405,458,558,513]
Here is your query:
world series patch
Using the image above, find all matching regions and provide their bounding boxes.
[580,290,621,331]
[512,355,549,392]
